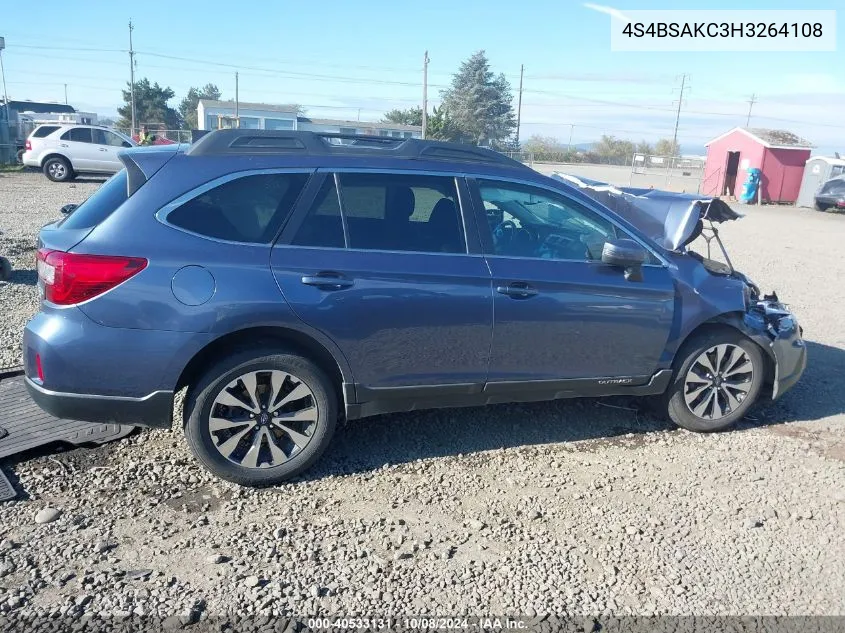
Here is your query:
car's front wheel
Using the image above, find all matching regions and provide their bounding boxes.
[664,328,765,432]
[42,156,74,182]
[183,349,337,486]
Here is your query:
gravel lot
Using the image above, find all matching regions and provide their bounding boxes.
[0,170,844,624]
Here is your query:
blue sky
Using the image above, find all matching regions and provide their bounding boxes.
[2,0,843,153]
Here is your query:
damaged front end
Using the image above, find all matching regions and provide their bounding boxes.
[741,292,807,399]
[554,172,807,400]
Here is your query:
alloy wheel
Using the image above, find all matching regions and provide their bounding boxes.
[48,162,66,179]
[683,344,754,421]
[208,369,318,469]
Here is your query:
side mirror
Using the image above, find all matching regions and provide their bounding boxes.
[60,204,78,216]
[602,238,646,282]
[122,141,132,148]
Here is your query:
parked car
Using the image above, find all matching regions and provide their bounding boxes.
[21,124,136,182]
[814,176,845,212]
[23,130,807,486]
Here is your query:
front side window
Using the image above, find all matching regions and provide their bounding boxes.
[478,180,627,262]
[62,127,93,143]
[338,173,464,254]
[166,173,309,243]
[93,129,131,147]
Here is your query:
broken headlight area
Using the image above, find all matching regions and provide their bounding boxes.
[744,291,802,340]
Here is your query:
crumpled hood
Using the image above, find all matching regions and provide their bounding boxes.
[552,173,742,251]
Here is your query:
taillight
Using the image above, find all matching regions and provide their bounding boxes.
[25,140,32,151]
[36,248,147,305]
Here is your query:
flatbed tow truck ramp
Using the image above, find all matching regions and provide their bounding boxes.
[0,367,134,500]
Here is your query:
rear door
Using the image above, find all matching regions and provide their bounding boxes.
[271,170,493,396]
[58,127,99,171]
[469,177,675,385]
[92,129,133,172]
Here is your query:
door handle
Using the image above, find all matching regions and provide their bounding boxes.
[99,148,108,152]
[301,273,354,290]
[60,144,69,148]
[496,283,538,299]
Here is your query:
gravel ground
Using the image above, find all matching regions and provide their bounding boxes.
[0,170,844,625]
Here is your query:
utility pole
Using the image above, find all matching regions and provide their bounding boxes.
[64,84,68,105]
[128,21,136,136]
[568,124,574,152]
[515,64,524,146]
[235,71,239,127]
[0,37,9,110]
[746,93,757,127]
[670,74,688,157]
[422,51,429,139]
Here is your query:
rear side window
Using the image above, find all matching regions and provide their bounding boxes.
[166,173,309,243]
[338,173,464,253]
[32,125,60,138]
[59,170,129,230]
[61,127,93,143]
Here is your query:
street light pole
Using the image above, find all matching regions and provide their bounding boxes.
[422,51,429,139]
[128,21,136,136]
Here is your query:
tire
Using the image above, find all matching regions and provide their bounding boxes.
[815,202,831,212]
[183,349,337,486]
[663,328,765,432]
[42,156,74,182]
[0,257,11,282]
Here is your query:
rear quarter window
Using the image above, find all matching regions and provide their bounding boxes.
[59,170,129,230]
[165,172,309,243]
[32,125,60,138]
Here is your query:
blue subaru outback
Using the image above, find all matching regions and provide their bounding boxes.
[24,130,806,485]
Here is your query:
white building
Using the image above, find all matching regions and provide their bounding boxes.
[197,99,421,138]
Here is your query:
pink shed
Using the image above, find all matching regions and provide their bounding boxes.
[701,128,812,204]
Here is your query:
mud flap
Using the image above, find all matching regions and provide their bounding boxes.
[0,368,135,500]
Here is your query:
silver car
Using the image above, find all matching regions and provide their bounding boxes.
[22,124,136,182]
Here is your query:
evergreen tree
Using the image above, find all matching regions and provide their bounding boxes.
[440,51,516,147]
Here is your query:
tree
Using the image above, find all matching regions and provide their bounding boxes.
[118,78,179,131]
[440,50,516,147]
[523,135,568,154]
[591,135,635,164]
[635,140,654,155]
[426,105,460,142]
[382,106,423,127]
[655,138,680,156]
[179,83,222,129]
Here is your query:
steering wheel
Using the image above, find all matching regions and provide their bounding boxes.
[493,219,519,250]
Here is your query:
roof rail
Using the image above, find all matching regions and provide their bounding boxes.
[185,129,528,169]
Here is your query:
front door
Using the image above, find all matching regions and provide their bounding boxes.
[469,178,675,384]
[272,171,493,394]
[92,129,132,172]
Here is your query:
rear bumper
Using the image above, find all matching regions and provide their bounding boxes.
[21,151,39,168]
[25,377,173,428]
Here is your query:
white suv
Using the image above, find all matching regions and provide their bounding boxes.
[22,124,137,182]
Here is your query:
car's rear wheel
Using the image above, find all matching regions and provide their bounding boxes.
[663,328,765,432]
[43,157,74,182]
[183,349,337,486]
